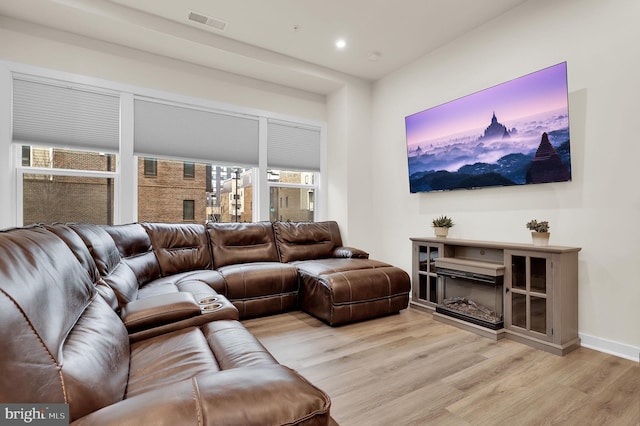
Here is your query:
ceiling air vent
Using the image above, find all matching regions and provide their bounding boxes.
[187,10,227,31]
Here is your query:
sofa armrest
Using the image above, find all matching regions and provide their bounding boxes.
[126,295,240,343]
[71,366,331,426]
[120,293,202,332]
[332,246,369,259]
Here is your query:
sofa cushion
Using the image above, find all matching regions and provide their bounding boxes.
[217,262,299,318]
[127,327,220,398]
[207,221,280,268]
[44,223,101,284]
[72,366,331,426]
[62,296,130,421]
[143,223,212,275]
[44,223,120,310]
[218,262,299,301]
[69,223,140,305]
[0,227,93,404]
[69,223,122,278]
[273,221,344,263]
[292,258,391,276]
[127,320,277,398]
[103,223,161,286]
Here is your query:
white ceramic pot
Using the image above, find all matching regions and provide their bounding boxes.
[531,231,550,246]
[434,227,449,238]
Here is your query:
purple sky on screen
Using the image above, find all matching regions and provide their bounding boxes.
[406,62,568,147]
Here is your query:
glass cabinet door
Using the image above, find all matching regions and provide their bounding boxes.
[506,250,552,340]
[418,245,439,274]
[412,242,442,309]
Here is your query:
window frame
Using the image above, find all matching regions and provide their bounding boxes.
[143,158,157,176]
[183,199,195,221]
[267,169,319,222]
[183,161,195,179]
[15,144,120,226]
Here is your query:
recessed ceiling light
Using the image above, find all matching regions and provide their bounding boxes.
[336,39,346,49]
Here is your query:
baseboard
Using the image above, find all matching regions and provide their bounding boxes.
[579,332,640,363]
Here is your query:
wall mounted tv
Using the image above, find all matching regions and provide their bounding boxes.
[405,62,571,193]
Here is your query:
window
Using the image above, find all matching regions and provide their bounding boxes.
[183,200,195,221]
[143,158,157,176]
[138,158,252,223]
[183,162,195,179]
[18,146,117,226]
[21,146,31,167]
[268,170,316,222]
[9,70,324,227]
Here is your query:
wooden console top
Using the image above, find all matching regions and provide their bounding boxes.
[410,237,581,254]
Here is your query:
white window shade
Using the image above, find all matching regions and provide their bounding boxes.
[12,76,120,151]
[267,120,321,171]
[134,99,259,166]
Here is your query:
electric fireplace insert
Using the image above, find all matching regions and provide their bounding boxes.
[435,258,505,330]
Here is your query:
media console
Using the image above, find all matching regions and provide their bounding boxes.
[410,237,581,356]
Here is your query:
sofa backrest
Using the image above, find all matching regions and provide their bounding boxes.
[44,223,119,310]
[0,227,130,422]
[273,221,344,263]
[207,222,280,268]
[142,223,212,275]
[103,223,161,286]
[44,223,102,284]
[69,223,140,306]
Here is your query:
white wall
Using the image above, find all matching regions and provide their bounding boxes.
[326,81,373,244]
[0,23,326,120]
[370,0,640,360]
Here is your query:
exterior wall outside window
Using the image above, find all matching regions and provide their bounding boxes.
[137,158,253,223]
[137,158,207,223]
[21,146,116,226]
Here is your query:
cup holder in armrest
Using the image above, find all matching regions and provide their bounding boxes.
[198,296,219,305]
[201,302,223,312]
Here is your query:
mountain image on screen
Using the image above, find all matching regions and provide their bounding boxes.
[405,62,572,193]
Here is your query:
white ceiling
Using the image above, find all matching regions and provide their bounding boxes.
[0,0,529,94]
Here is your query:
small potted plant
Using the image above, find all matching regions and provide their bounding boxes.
[432,215,454,238]
[526,219,550,246]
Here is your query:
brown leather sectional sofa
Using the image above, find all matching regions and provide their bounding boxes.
[0,220,410,424]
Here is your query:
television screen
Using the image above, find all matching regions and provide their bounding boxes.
[405,62,571,193]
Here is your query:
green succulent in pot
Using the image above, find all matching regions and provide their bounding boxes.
[432,215,454,228]
[432,215,454,238]
[526,219,550,246]
[526,219,549,233]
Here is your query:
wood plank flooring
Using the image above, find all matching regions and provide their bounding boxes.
[242,308,639,426]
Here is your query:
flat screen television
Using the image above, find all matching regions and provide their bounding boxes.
[405,62,571,193]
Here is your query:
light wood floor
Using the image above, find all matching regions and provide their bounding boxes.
[242,308,639,426]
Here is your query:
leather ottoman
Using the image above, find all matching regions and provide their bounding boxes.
[297,261,411,326]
